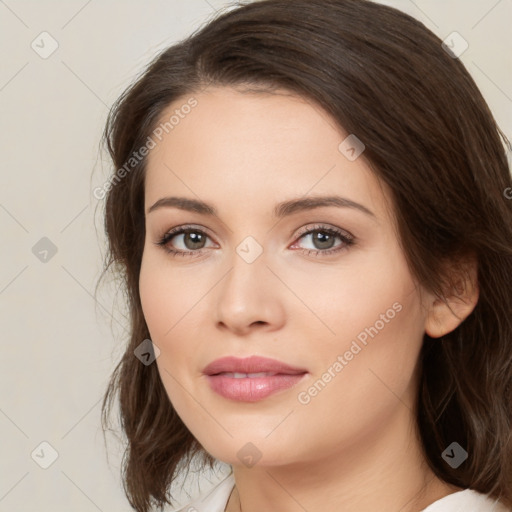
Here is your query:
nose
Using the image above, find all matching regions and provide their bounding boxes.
[215,246,286,336]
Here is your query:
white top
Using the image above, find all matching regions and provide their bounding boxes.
[172,471,510,512]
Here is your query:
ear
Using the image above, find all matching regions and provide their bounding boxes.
[424,254,479,338]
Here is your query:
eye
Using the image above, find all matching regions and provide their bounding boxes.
[155,223,355,258]
[290,224,355,257]
[155,225,215,257]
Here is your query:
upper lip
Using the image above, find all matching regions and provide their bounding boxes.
[203,356,308,376]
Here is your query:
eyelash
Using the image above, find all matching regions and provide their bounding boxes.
[154,224,355,258]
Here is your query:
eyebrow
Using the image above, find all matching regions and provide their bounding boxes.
[147,195,376,219]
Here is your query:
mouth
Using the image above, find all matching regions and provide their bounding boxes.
[214,371,286,378]
[203,355,307,376]
[203,356,308,402]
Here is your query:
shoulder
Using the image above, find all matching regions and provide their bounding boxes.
[422,489,511,512]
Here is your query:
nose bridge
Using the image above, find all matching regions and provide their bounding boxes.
[221,235,268,302]
[234,234,265,266]
[215,234,284,332]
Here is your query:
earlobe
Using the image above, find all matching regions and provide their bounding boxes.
[424,257,479,339]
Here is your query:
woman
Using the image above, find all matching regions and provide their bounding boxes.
[99,0,512,510]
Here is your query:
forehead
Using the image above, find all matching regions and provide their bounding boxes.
[150,86,343,160]
[144,86,391,222]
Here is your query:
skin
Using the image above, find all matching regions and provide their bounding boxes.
[139,86,478,512]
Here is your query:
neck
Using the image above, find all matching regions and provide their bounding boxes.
[225,407,460,512]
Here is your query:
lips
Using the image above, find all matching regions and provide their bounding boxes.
[202,356,307,376]
[216,372,278,378]
[203,356,308,402]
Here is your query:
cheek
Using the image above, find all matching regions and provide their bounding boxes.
[139,256,198,418]
[139,251,208,381]
[273,241,420,362]
[139,251,199,341]
[290,293,425,460]
[289,248,425,422]
[139,257,168,339]
[138,253,193,376]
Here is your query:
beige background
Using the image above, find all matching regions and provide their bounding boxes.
[1,1,511,511]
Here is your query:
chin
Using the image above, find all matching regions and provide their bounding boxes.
[198,434,298,470]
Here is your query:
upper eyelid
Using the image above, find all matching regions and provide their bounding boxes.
[295,223,352,237]
[163,224,216,241]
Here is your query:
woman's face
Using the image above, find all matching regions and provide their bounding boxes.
[139,86,431,467]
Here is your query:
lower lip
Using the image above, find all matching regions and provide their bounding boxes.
[206,373,307,402]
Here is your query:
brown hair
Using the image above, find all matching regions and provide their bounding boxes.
[99,0,512,510]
